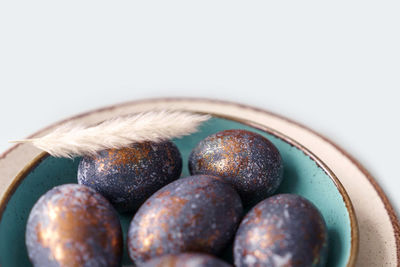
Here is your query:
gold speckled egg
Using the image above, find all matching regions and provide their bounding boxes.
[77,141,182,213]
[139,253,232,267]
[127,175,243,264]
[25,184,123,267]
[234,194,328,267]
[189,129,283,205]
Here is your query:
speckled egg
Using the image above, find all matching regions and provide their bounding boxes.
[77,141,182,212]
[234,194,328,267]
[139,253,232,267]
[25,184,123,267]
[127,175,243,264]
[189,129,283,204]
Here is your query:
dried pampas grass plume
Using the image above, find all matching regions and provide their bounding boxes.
[11,110,211,158]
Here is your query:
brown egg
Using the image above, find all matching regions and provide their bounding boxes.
[127,175,243,264]
[25,184,123,267]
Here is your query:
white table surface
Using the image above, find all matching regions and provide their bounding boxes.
[1,0,399,216]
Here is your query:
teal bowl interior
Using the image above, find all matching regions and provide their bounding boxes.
[0,117,355,266]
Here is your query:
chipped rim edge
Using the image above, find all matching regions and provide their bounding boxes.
[0,99,359,266]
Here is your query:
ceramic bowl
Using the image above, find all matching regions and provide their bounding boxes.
[0,116,358,266]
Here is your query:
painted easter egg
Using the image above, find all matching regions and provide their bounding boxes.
[77,141,182,212]
[139,253,232,267]
[127,175,243,264]
[234,194,328,267]
[189,129,283,204]
[25,184,123,267]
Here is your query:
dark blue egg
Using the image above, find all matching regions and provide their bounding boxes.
[25,184,123,267]
[127,175,243,264]
[234,194,328,267]
[138,253,232,267]
[189,129,283,205]
[77,141,182,213]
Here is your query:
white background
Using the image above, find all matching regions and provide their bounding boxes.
[0,1,399,215]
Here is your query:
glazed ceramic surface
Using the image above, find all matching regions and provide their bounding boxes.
[0,117,355,266]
